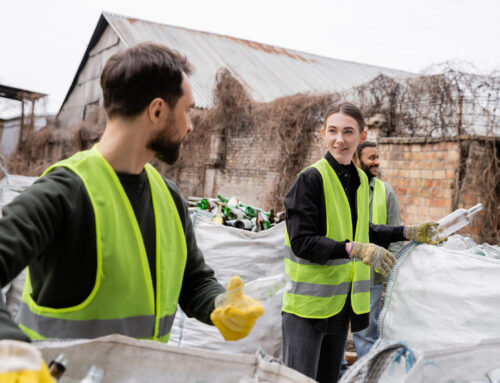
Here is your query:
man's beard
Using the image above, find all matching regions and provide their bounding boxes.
[147,115,183,165]
[361,163,378,180]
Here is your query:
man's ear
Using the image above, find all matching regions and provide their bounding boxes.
[148,98,168,124]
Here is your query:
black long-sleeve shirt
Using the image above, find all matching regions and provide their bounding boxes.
[284,152,406,331]
[0,166,224,340]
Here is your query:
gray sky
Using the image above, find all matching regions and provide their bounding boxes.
[1,0,499,116]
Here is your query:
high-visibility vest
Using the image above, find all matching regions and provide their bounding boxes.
[282,158,371,318]
[371,178,387,225]
[18,147,187,343]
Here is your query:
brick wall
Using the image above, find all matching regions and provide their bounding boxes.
[169,129,496,243]
[377,136,493,242]
[166,123,287,210]
[378,138,458,225]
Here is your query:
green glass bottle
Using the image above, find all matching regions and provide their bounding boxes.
[196,198,209,210]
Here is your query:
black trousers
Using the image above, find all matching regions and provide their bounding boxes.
[282,303,350,383]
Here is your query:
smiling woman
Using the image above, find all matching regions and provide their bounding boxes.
[281,101,413,383]
[320,105,367,165]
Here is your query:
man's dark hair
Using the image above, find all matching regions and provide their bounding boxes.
[100,42,193,118]
[323,101,365,132]
[357,141,377,158]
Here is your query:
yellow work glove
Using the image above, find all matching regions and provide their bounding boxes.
[349,242,396,277]
[0,340,55,383]
[404,221,446,245]
[210,276,264,341]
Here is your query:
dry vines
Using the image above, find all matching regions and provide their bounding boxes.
[5,64,499,243]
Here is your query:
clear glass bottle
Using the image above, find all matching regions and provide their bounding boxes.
[48,353,68,381]
[255,209,270,231]
[215,273,291,308]
[79,365,104,383]
[212,202,225,225]
[431,203,483,241]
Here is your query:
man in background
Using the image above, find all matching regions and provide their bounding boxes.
[353,141,403,358]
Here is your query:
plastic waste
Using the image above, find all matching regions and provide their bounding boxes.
[474,243,500,260]
[430,203,483,242]
[440,234,477,250]
[215,273,291,308]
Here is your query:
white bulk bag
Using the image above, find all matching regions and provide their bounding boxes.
[170,214,286,358]
[0,174,39,212]
[379,241,500,350]
[403,338,500,383]
[35,334,315,383]
[341,238,500,383]
[0,174,37,317]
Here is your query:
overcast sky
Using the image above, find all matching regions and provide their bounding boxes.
[1,0,499,116]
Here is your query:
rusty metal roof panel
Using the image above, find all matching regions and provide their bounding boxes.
[102,12,410,108]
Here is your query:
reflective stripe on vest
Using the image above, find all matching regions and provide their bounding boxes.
[18,147,187,342]
[372,178,387,225]
[282,158,371,318]
[17,306,176,339]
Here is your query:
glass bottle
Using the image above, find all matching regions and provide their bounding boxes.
[255,209,270,231]
[233,219,253,230]
[196,198,209,210]
[227,196,239,208]
[238,202,257,218]
[215,273,291,308]
[430,203,483,241]
[224,206,245,220]
[79,365,104,383]
[48,353,68,381]
[268,209,276,224]
[217,194,228,203]
[212,202,225,225]
[276,211,286,223]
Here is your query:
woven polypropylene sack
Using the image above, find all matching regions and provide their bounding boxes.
[0,175,37,317]
[35,334,315,383]
[170,214,286,358]
[403,338,500,383]
[379,241,500,351]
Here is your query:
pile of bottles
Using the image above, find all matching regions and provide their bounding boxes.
[48,353,104,382]
[187,194,285,232]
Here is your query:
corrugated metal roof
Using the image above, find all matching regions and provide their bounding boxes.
[102,12,410,108]
[63,11,410,111]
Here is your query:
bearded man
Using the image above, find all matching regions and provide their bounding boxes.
[0,42,262,345]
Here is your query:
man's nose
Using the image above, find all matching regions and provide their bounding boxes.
[187,115,194,134]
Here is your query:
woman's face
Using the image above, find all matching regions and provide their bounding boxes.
[321,112,367,165]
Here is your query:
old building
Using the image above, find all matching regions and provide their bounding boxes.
[58,11,408,129]
[0,84,47,155]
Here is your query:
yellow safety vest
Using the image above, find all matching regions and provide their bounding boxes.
[283,158,371,318]
[18,147,187,342]
[372,178,387,225]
